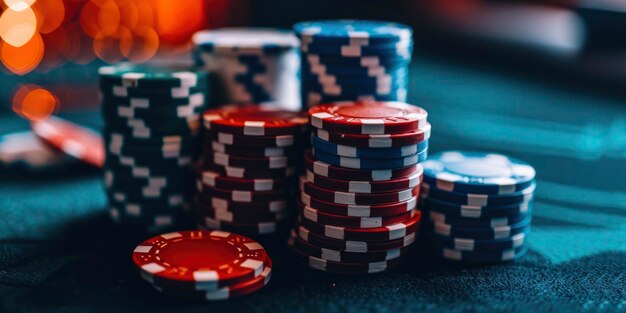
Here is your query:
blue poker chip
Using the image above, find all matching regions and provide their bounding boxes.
[302,62,409,80]
[422,151,536,195]
[294,20,413,43]
[311,135,428,159]
[421,181,536,207]
[419,196,532,219]
[305,53,410,67]
[192,28,299,55]
[302,41,413,59]
[424,215,531,240]
[425,208,531,228]
[428,229,529,253]
[435,244,529,263]
[312,147,427,170]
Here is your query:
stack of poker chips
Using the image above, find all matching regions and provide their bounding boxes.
[420,151,537,263]
[289,101,430,274]
[195,105,308,236]
[133,230,272,300]
[293,20,413,108]
[99,63,208,232]
[192,28,301,110]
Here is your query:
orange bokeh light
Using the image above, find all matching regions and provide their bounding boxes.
[93,24,132,63]
[152,0,206,45]
[97,0,121,36]
[4,0,36,11]
[12,85,58,121]
[124,25,158,62]
[1,31,44,74]
[33,0,66,34]
[0,5,37,47]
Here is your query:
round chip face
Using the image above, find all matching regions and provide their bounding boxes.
[203,105,309,136]
[31,116,104,168]
[132,230,268,288]
[308,101,428,135]
[193,28,299,54]
[422,151,536,195]
[294,20,413,42]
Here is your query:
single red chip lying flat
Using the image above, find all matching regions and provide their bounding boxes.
[308,101,428,135]
[203,104,308,136]
[31,116,105,168]
[132,230,267,290]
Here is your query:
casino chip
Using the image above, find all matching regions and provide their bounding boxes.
[99,63,208,232]
[419,150,536,264]
[290,101,429,273]
[294,20,414,107]
[193,28,301,110]
[133,230,272,299]
[195,104,307,236]
[31,116,105,168]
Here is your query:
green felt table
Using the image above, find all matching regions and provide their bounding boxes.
[1,53,625,313]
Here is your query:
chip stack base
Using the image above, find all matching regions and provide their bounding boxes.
[99,63,208,233]
[294,20,413,108]
[195,105,308,237]
[290,101,430,274]
[133,230,272,300]
[419,151,537,263]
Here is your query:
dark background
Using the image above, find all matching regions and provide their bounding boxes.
[1,1,625,312]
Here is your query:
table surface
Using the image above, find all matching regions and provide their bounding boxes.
[1,53,625,313]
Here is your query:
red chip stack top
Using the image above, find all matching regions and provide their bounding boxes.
[195,105,309,236]
[289,100,430,274]
[132,230,272,300]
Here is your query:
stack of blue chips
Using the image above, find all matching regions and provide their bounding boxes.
[192,28,301,110]
[293,20,413,107]
[99,63,209,233]
[419,151,537,263]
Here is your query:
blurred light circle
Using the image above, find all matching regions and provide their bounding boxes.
[40,26,69,71]
[1,31,44,74]
[4,0,36,11]
[97,0,121,36]
[79,0,101,37]
[93,25,132,63]
[124,25,158,62]
[0,6,37,47]
[64,22,96,64]
[15,87,59,121]
[33,0,66,34]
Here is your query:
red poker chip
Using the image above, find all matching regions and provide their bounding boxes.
[304,168,423,194]
[198,161,297,179]
[314,123,431,148]
[298,200,414,228]
[31,116,105,168]
[304,150,419,181]
[200,216,289,235]
[298,210,422,242]
[205,151,296,169]
[300,176,420,205]
[197,203,288,224]
[308,101,428,135]
[204,130,299,148]
[194,194,287,213]
[289,232,412,263]
[203,105,308,136]
[289,239,407,274]
[150,258,273,300]
[300,192,417,217]
[196,182,290,203]
[132,230,268,290]
[198,170,288,191]
[210,141,295,157]
[295,225,417,253]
